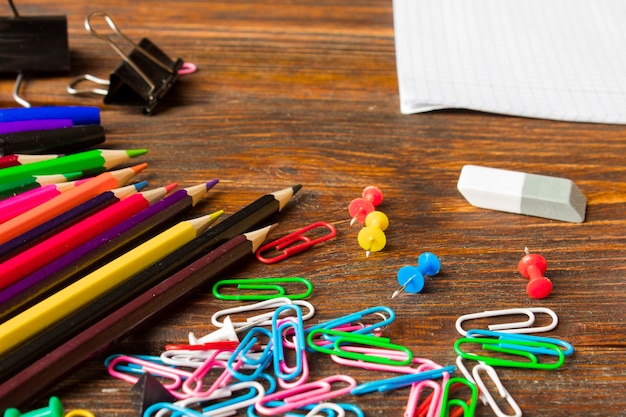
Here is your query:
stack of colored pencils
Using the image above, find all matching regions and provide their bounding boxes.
[0,106,303,409]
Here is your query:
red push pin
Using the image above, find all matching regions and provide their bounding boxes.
[517,247,552,299]
[348,186,383,225]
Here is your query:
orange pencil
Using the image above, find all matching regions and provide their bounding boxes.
[0,164,147,246]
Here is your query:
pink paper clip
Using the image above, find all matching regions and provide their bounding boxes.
[255,222,337,264]
[106,355,193,399]
[406,379,442,417]
[255,374,357,415]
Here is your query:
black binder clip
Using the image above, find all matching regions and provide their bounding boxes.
[67,11,183,115]
[0,0,70,106]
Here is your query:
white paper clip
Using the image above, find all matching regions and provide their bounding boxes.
[455,307,558,336]
[211,297,315,331]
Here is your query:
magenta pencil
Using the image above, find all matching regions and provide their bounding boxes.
[0,184,177,291]
[0,180,88,225]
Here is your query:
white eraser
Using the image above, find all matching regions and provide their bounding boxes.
[457,165,587,223]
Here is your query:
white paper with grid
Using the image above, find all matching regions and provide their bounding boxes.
[393,0,626,124]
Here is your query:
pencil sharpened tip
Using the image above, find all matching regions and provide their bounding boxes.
[127,148,149,158]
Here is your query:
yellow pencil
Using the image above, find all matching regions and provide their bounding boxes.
[0,210,224,357]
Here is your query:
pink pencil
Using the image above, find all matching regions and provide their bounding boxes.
[0,183,177,291]
[0,180,90,225]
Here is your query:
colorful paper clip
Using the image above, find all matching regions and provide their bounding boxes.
[306,328,413,366]
[212,277,313,301]
[304,306,395,346]
[455,356,522,417]
[454,335,566,369]
[255,374,357,415]
[465,329,575,357]
[211,297,315,331]
[227,326,274,382]
[455,307,558,336]
[439,377,479,417]
[350,366,455,396]
[255,222,337,264]
[272,304,308,387]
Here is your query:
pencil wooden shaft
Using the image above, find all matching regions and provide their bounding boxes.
[0,232,260,409]
[0,213,221,357]
[0,185,137,261]
[0,165,145,245]
[0,187,160,291]
[0,183,214,322]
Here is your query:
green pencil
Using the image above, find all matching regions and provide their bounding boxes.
[0,149,148,185]
[0,172,83,200]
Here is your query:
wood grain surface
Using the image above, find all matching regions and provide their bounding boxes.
[1,1,625,416]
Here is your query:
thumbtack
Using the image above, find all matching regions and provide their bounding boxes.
[357,210,388,257]
[349,185,383,225]
[392,252,441,298]
[518,247,552,299]
[4,396,63,417]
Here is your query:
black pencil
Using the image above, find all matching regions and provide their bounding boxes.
[0,125,105,156]
[0,225,274,410]
[0,185,300,380]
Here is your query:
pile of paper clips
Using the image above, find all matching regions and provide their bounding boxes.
[104,278,574,417]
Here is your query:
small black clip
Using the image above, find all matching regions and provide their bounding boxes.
[0,1,70,74]
[67,11,183,115]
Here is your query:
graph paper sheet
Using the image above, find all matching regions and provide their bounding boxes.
[393,0,626,124]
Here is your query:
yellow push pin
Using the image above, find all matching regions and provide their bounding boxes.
[357,211,388,257]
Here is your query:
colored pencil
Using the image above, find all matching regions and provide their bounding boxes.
[0,210,223,357]
[0,125,106,156]
[0,181,218,320]
[0,119,73,135]
[0,164,147,246]
[0,184,175,291]
[0,154,62,169]
[0,148,147,184]
[0,225,273,408]
[0,179,89,225]
[82,185,302,299]
[0,183,146,261]
[0,106,100,125]
[0,172,82,200]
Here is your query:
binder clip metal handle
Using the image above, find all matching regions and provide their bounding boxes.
[68,11,184,115]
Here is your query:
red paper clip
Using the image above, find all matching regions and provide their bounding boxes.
[164,341,240,351]
[255,222,337,264]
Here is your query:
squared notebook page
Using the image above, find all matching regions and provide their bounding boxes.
[393,0,626,124]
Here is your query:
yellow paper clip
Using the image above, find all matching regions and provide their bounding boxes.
[255,222,336,264]
[212,277,313,301]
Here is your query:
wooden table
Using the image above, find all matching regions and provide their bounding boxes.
[1,1,624,416]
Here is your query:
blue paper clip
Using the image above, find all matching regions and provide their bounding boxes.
[304,306,396,351]
[144,402,204,417]
[454,336,566,369]
[466,329,575,357]
[227,327,273,381]
[350,365,456,395]
[212,277,313,300]
[255,222,337,264]
[271,304,307,383]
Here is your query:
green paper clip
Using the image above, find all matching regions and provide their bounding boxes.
[306,328,413,366]
[454,337,566,370]
[212,277,312,301]
[440,377,478,417]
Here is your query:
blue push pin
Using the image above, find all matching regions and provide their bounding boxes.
[391,252,441,298]
[4,397,63,417]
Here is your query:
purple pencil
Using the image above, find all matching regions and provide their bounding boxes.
[0,119,73,135]
[0,180,218,322]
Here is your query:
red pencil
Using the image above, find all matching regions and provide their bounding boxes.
[0,180,89,225]
[0,183,177,291]
[0,154,61,169]
[0,163,147,246]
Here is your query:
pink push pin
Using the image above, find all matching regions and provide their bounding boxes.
[348,186,383,225]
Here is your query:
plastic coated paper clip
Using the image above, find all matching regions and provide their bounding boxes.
[255,222,336,264]
[212,277,313,301]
